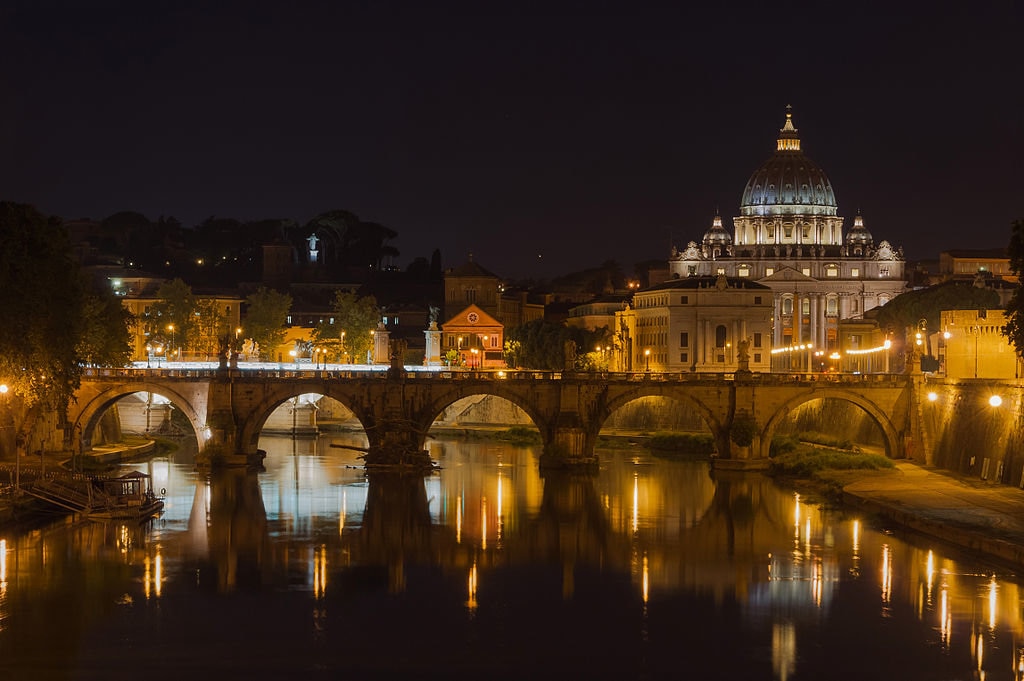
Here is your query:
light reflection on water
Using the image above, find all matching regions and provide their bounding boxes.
[0,435,1023,680]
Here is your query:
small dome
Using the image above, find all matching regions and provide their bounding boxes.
[702,213,732,246]
[739,107,838,218]
[845,212,873,246]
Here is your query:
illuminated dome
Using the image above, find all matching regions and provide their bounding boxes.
[739,107,838,218]
[702,212,732,247]
[845,211,873,246]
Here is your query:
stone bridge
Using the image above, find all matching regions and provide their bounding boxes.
[54,367,916,470]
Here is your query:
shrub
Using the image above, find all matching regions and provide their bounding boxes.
[729,412,758,447]
[769,434,800,457]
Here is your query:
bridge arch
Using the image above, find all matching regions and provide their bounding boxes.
[598,385,728,455]
[236,382,374,456]
[760,388,903,460]
[73,382,206,450]
[416,384,552,449]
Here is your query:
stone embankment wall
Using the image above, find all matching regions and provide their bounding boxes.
[918,380,1024,486]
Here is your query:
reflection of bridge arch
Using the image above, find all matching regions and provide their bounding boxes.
[760,388,902,459]
[75,383,205,448]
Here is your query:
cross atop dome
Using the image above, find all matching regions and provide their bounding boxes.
[777,104,801,152]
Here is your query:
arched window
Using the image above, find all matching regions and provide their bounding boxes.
[715,325,727,348]
[826,297,838,316]
[782,297,793,315]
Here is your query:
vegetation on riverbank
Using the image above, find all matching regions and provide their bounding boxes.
[768,434,895,502]
[647,432,716,457]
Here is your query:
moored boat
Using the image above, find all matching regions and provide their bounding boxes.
[24,471,164,520]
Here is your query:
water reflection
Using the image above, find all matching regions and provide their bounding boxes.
[0,437,1023,679]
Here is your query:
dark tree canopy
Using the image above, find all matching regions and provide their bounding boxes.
[873,281,1000,339]
[1003,219,1024,355]
[0,202,129,411]
[243,287,292,360]
[504,319,610,370]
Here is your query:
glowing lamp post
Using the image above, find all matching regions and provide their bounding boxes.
[644,348,650,372]
[167,324,175,362]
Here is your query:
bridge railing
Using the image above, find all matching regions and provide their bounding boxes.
[82,366,909,385]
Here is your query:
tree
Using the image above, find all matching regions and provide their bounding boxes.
[77,285,134,368]
[243,287,292,360]
[148,279,198,359]
[0,203,89,410]
[1003,219,1024,355]
[504,320,610,370]
[313,292,379,364]
[874,280,1000,355]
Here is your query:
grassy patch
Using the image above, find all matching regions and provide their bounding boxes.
[647,432,716,456]
[769,445,894,477]
[494,426,542,445]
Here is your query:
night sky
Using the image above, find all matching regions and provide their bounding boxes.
[1,1,1021,279]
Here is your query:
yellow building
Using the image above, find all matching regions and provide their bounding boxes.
[939,249,1015,283]
[122,294,243,364]
[940,309,1020,379]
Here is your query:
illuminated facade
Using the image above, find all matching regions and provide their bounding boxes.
[668,108,907,361]
[441,304,505,369]
[616,275,773,372]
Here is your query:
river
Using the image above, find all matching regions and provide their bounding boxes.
[1,433,1022,680]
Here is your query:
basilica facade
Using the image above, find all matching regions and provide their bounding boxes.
[667,108,907,360]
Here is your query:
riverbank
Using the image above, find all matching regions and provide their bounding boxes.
[778,463,1024,570]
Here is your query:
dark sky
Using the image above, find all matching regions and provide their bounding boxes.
[1,1,1021,279]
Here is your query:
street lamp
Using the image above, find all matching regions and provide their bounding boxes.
[644,348,650,372]
[145,343,152,368]
[1,384,17,495]
[340,330,346,364]
[970,325,983,378]
[471,347,479,369]
[167,324,175,362]
[289,349,297,367]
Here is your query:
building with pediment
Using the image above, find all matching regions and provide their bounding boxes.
[668,108,907,364]
[440,304,505,369]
